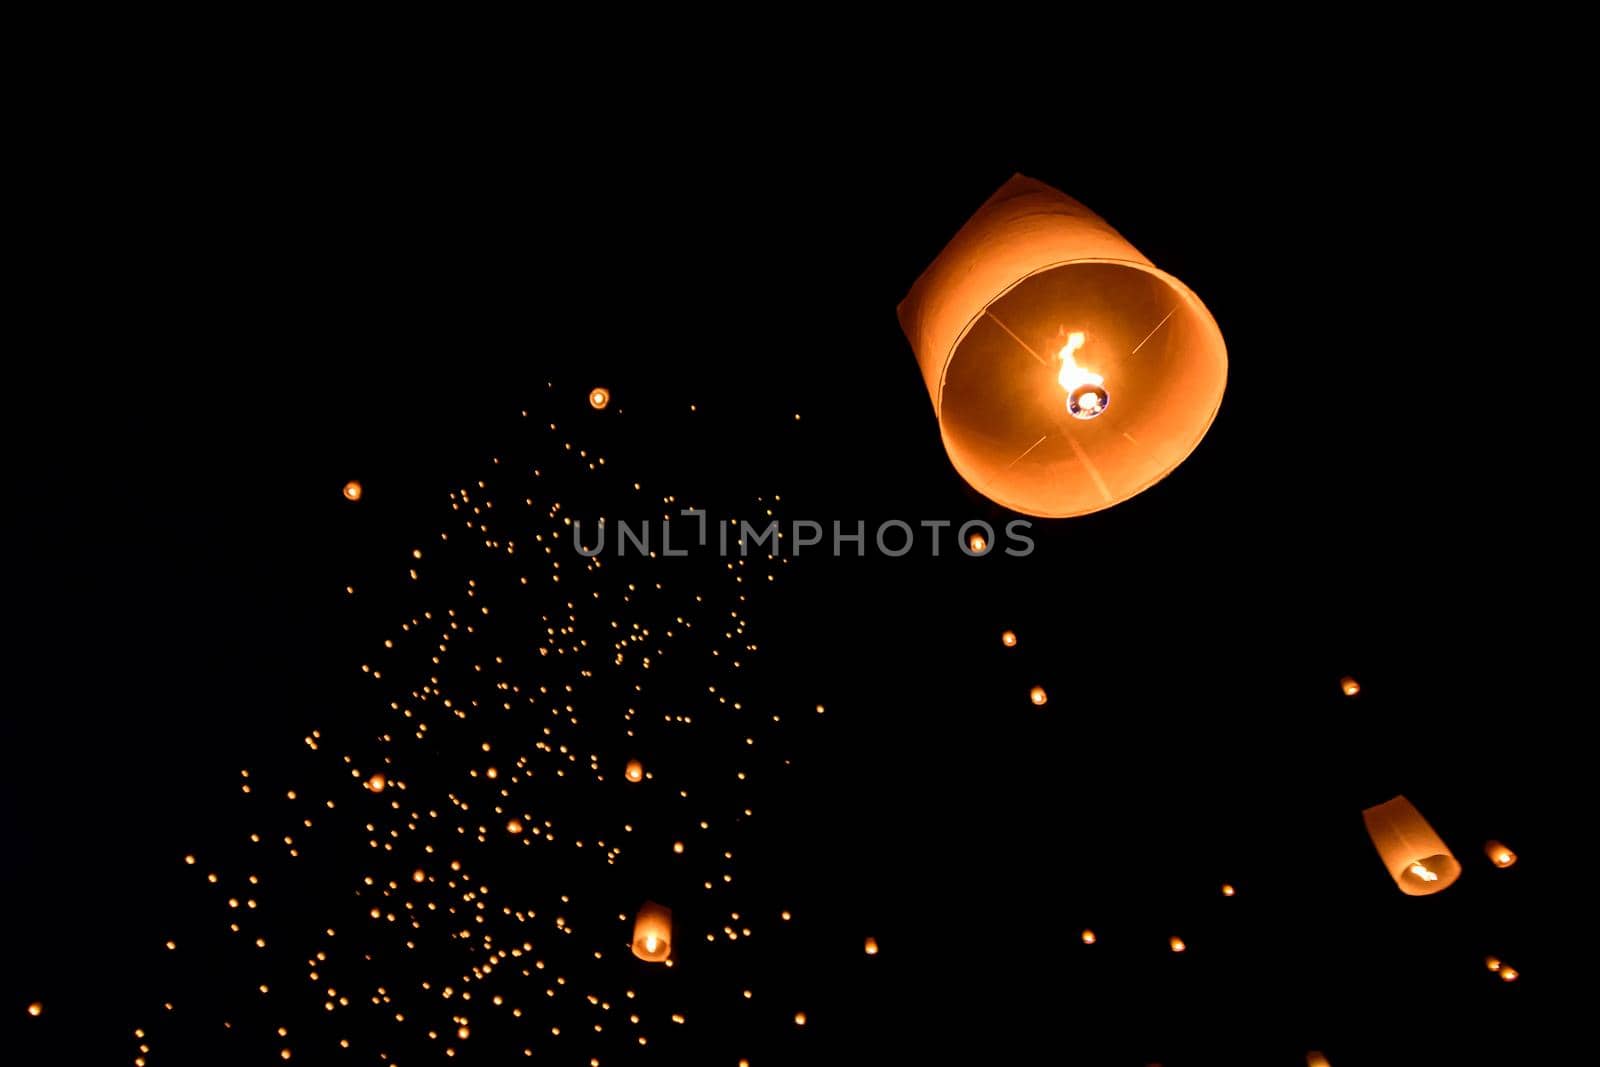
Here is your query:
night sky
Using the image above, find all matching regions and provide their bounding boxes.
[3,88,1575,1065]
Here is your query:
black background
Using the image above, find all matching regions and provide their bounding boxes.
[3,62,1582,1066]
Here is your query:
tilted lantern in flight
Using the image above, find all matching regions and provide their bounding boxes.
[632,901,672,962]
[1361,795,1462,895]
[898,174,1227,517]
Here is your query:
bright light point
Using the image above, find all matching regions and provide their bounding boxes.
[589,387,610,409]
[1080,929,1096,944]
[1340,676,1360,697]
[366,774,386,793]
[1001,630,1017,647]
[793,1012,807,1026]
[1499,967,1519,982]
[1169,936,1186,953]
[1409,861,1438,883]
[864,937,878,955]
[1058,331,1109,419]
[1221,883,1236,897]
[27,1002,43,1017]
[343,480,363,502]
[1029,686,1048,706]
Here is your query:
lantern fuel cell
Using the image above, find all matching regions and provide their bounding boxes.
[898,174,1227,518]
[1361,795,1462,895]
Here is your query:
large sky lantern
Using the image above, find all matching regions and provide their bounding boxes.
[632,901,672,963]
[897,173,1228,518]
[1361,796,1462,895]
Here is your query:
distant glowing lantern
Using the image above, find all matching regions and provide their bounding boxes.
[1361,795,1462,895]
[27,1001,43,1017]
[672,841,684,854]
[897,174,1227,518]
[1484,840,1517,868]
[366,773,386,793]
[1001,630,1018,647]
[631,902,672,962]
[1169,936,1186,953]
[412,868,426,883]
[967,531,988,553]
[1484,956,1501,972]
[506,818,524,835]
[1307,1054,1331,1067]
[1499,966,1519,982]
[625,760,644,783]
[794,1012,807,1026]
[343,480,363,502]
[1221,883,1236,897]
[1340,676,1360,697]
[864,937,879,955]
[589,387,610,410]
[1080,929,1096,945]
[1029,686,1048,706]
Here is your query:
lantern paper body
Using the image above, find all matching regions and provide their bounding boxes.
[1361,795,1462,895]
[631,902,672,962]
[897,174,1227,518]
[1485,840,1517,868]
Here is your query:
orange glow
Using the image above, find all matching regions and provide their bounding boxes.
[1080,929,1096,945]
[1029,686,1048,706]
[672,841,684,854]
[342,480,362,502]
[967,531,988,552]
[506,818,524,835]
[412,868,426,883]
[897,174,1227,517]
[625,759,644,783]
[1340,676,1360,697]
[27,1002,43,1017]
[589,387,610,410]
[631,902,672,962]
[793,1012,807,1026]
[1001,630,1017,647]
[1361,795,1461,895]
[1169,936,1186,953]
[1485,840,1517,868]
[1485,955,1501,972]
[1499,966,1519,982]
[366,773,386,793]
[1306,1054,1331,1067]
[1221,883,1235,897]
[864,937,879,955]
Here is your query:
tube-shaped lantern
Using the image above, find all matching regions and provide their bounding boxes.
[1361,795,1461,895]
[632,901,672,962]
[897,174,1227,518]
[1484,840,1517,868]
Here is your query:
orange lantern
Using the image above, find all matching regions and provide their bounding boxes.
[631,901,672,962]
[1361,795,1461,895]
[1080,929,1096,945]
[897,174,1227,517]
[863,936,879,955]
[1001,630,1018,648]
[366,773,386,794]
[1029,686,1048,706]
[342,480,363,502]
[1168,936,1186,953]
[624,759,644,783]
[1306,1054,1332,1067]
[1340,676,1361,697]
[589,387,610,410]
[1484,840,1517,868]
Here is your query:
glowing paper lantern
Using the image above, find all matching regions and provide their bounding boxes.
[1168,936,1186,953]
[864,936,879,955]
[1307,1054,1332,1067]
[1340,676,1361,697]
[1029,686,1048,706]
[897,174,1227,517]
[27,1002,43,1017]
[1080,929,1096,945]
[343,480,363,502]
[366,773,386,794]
[1484,840,1517,868]
[1001,630,1018,647]
[1499,966,1519,982]
[1220,883,1236,897]
[1361,795,1461,895]
[625,759,644,783]
[631,902,672,962]
[589,387,610,410]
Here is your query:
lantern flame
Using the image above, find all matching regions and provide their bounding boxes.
[1058,332,1109,419]
[1409,861,1439,883]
